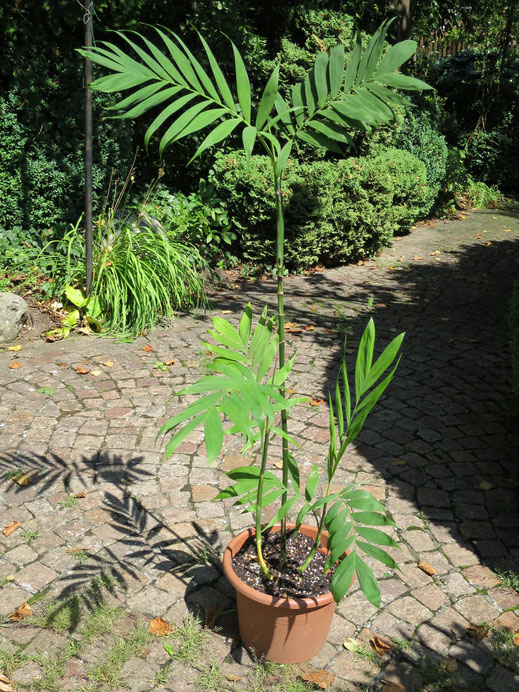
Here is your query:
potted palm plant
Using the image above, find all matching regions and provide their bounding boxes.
[80,19,431,663]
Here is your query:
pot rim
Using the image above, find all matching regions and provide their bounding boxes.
[223,523,335,610]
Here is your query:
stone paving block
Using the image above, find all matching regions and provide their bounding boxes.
[120,657,158,691]
[4,544,38,566]
[448,640,494,674]
[387,596,433,626]
[398,564,434,588]
[336,588,378,626]
[443,543,480,568]
[24,630,67,657]
[454,595,500,625]
[411,583,450,611]
[328,648,380,684]
[485,663,519,691]
[491,610,519,632]
[443,572,476,598]
[15,562,58,593]
[370,611,414,640]
[487,587,519,610]
[416,606,470,654]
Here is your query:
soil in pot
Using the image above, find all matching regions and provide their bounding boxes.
[232,528,336,599]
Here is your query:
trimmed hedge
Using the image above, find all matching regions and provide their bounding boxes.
[396,112,448,216]
[511,281,519,395]
[0,88,131,231]
[211,147,428,271]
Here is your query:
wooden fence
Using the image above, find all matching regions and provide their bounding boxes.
[417,33,468,58]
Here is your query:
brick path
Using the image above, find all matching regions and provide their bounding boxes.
[1,206,519,691]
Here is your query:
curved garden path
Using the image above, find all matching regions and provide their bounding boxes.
[1,206,519,691]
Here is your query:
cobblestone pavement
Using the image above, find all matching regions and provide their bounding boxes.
[1,206,519,691]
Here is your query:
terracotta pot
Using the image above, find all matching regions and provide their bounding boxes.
[223,523,336,664]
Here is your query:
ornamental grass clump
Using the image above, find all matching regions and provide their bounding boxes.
[80,17,431,605]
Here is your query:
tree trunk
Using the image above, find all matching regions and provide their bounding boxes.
[393,0,415,40]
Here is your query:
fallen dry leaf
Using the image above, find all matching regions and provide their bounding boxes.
[8,602,33,621]
[479,480,493,490]
[164,359,175,366]
[513,631,519,647]
[3,521,22,537]
[413,256,424,261]
[90,370,102,377]
[343,637,361,651]
[429,250,441,256]
[311,305,318,311]
[66,547,86,554]
[141,345,154,352]
[0,672,13,692]
[485,241,493,246]
[225,674,243,682]
[285,326,302,333]
[287,388,295,394]
[309,397,324,407]
[221,310,231,314]
[439,657,457,673]
[149,617,173,636]
[13,471,37,487]
[392,458,406,466]
[273,461,283,469]
[388,265,398,271]
[418,561,436,576]
[203,604,224,629]
[72,490,86,499]
[370,635,393,655]
[75,366,90,375]
[8,361,22,370]
[300,670,335,689]
[285,322,296,328]
[475,233,482,239]
[467,624,489,642]
[5,575,15,582]
[304,325,315,331]
[357,260,365,266]
[7,345,22,352]
[57,362,68,367]
[102,361,114,367]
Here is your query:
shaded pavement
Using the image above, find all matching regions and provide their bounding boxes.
[1,206,519,690]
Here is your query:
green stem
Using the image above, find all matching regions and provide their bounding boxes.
[298,480,332,574]
[273,167,289,561]
[255,425,273,579]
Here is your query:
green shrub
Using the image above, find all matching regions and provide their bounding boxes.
[211,147,428,271]
[396,112,448,216]
[135,181,237,268]
[511,281,519,396]
[465,120,519,192]
[0,83,131,231]
[466,180,502,209]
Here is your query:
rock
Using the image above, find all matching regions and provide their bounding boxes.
[0,293,28,344]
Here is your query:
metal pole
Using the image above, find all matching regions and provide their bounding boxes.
[84,3,93,293]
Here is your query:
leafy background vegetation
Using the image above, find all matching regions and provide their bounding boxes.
[0,0,517,333]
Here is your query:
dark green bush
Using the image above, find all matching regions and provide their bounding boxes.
[396,112,448,216]
[465,119,519,193]
[0,86,132,231]
[510,281,519,396]
[211,147,428,271]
